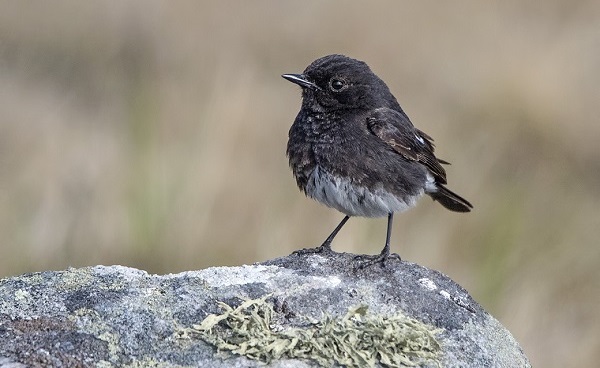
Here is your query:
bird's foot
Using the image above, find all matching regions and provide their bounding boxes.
[293,243,333,256]
[354,252,401,269]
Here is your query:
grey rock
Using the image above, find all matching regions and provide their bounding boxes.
[0,252,530,367]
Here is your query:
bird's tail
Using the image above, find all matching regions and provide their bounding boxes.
[428,184,473,212]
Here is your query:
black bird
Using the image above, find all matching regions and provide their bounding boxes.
[283,54,472,266]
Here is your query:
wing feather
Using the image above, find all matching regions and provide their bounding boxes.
[366,108,448,184]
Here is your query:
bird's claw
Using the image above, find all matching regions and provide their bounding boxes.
[354,252,401,269]
[293,244,333,256]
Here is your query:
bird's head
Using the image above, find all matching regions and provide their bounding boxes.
[283,54,398,112]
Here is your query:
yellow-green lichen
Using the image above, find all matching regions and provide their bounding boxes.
[71,308,123,363]
[182,296,442,368]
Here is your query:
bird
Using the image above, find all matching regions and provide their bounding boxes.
[282,54,472,266]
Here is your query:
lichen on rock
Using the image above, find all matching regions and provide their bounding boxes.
[182,295,441,367]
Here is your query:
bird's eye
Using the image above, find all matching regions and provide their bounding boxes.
[329,78,347,92]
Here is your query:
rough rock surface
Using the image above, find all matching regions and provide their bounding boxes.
[0,252,530,367]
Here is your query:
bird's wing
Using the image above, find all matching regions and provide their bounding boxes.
[366,107,448,184]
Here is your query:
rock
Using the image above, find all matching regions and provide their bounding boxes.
[0,252,530,367]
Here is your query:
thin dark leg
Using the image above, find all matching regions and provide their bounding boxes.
[321,215,350,250]
[379,212,394,259]
[294,215,350,255]
[356,212,401,268]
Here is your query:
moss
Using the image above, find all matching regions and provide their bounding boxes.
[182,296,441,367]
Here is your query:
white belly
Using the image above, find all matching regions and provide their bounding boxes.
[305,166,424,217]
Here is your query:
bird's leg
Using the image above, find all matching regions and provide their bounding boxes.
[356,213,401,268]
[294,216,350,255]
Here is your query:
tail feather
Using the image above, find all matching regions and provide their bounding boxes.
[429,184,473,212]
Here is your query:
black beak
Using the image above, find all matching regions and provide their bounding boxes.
[282,74,321,91]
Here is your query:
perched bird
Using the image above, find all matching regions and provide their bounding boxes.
[283,54,472,266]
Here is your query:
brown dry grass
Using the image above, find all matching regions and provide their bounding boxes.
[1,1,599,367]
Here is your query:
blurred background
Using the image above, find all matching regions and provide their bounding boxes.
[1,1,599,366]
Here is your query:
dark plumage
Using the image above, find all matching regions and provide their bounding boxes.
[283,54,472,266]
